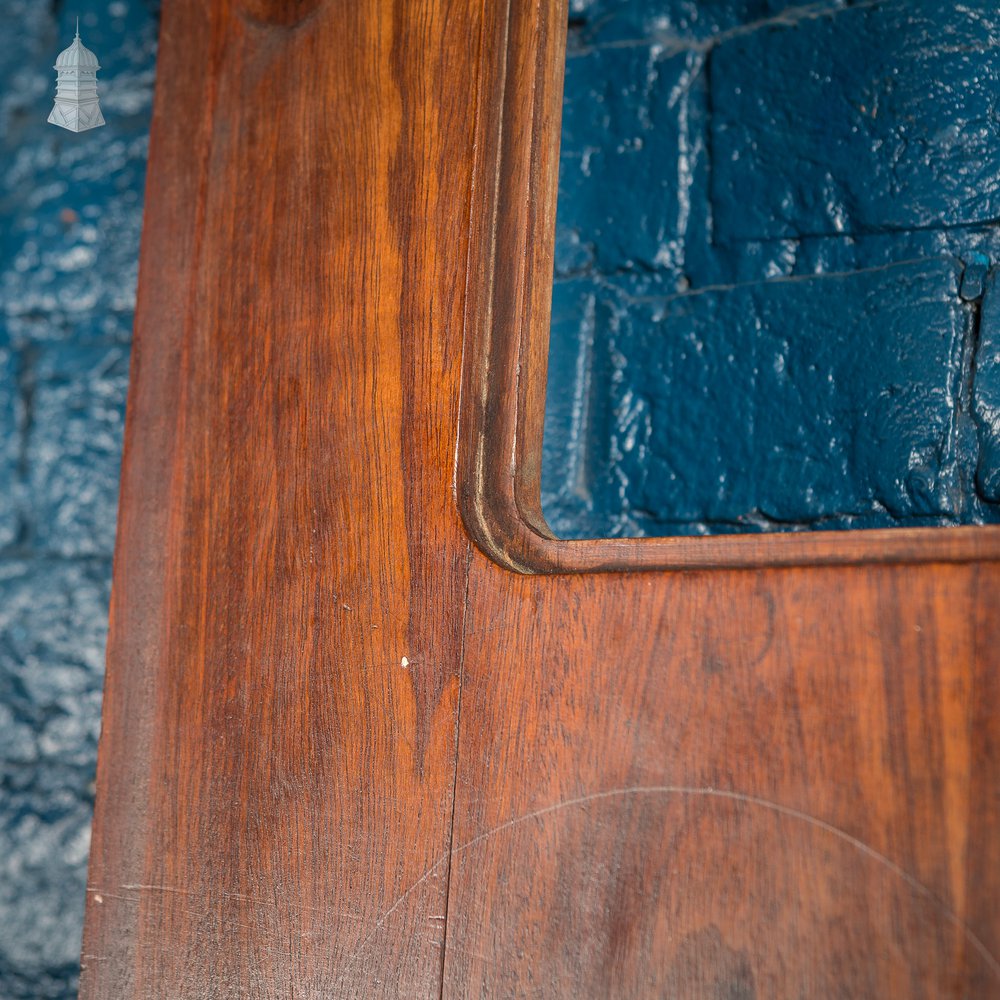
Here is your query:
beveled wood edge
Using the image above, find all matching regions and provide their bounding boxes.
[455,0,1000,575]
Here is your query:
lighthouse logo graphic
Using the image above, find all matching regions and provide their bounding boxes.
[48,19,105,132]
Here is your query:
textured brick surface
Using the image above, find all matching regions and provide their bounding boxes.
[27,344,131,558]
[0,765,96,1000]
[546,260,975,536]
[544,0,1000,537]
[566,0,846,45]
[0,349,20,550]
[974,270,1000,503]
[712,0,1000,240]
[559,45,687,273]
[0,2,158,997]
[0,560,112,1000]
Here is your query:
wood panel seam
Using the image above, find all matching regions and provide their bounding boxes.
[437,543,474,999]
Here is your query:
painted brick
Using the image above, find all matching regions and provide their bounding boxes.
[555,1,852,278]
[0,773,94,999]
[0,560,110,767]
[711,0,1000,241]
[544,259,973,535]
[545,0,1000,538]
[974,268,1000,502]
[0,559,111,999]
[25,343,130,558]
[0,345,21,550]
[4,308,134,349]
[558,45,695,274]
[566,0,845,45]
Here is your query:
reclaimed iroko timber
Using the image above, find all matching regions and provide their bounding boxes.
[81,0,1000,997]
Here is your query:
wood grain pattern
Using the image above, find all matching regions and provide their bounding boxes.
[447,564,1000,996]
[82,1,479,995]
[81,0,1000,996]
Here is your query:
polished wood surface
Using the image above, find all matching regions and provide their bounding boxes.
[82,0,1000,996]
[449,564,1000,996]
[82,1,478,994]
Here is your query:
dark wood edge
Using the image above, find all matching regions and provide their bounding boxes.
[455,0,1000,575]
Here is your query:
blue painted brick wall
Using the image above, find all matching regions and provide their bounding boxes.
[543,0,1000,537]
[0,2,158,996]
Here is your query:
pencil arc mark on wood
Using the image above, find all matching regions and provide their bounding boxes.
[333,784,1000,981]
[446,786,1000,981]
